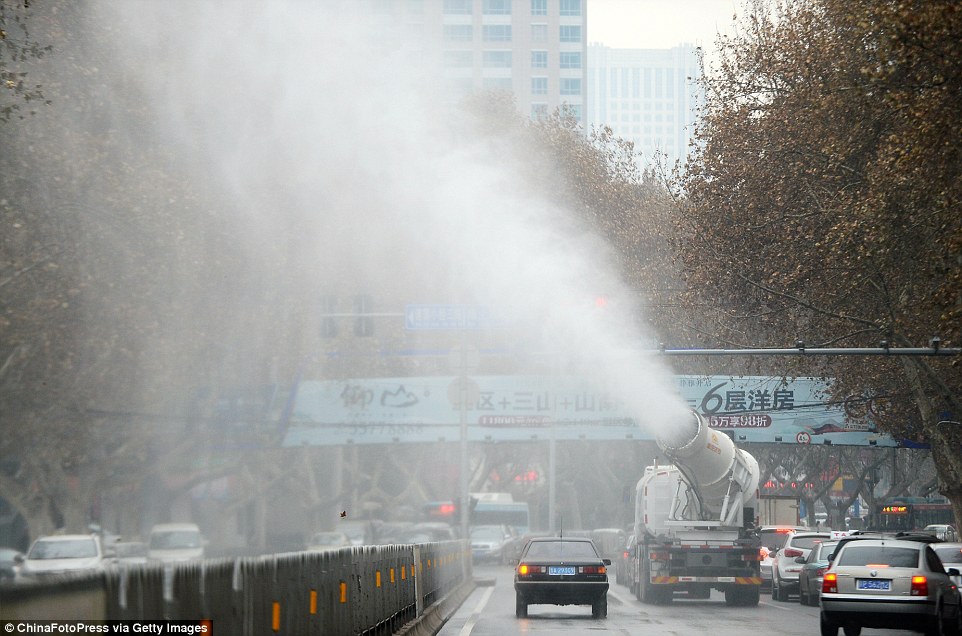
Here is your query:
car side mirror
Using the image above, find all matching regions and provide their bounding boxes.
[947,567,960,577]
[603,558,612,566]
[795,556,806,564]
[13,554,24,565]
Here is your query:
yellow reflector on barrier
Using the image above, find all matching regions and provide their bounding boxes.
[401,566,406,580]
[310,590,317,615]
[272,602,280,632]
[390,568,395,583]
[340,581,347,603]
[376,570,382,588]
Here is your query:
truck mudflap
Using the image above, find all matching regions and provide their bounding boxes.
[652,576,762,584]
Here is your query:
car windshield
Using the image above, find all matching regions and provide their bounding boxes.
[115,543,148,557]
[590,531,623,554]
[525,541,598,560]
[791,536,829,550]
[471,527,505,541]
[761,530,794,551]
[149,531,201,549]
[836,546,920,568]
[29,538,97,559]
[813,542,838,560]
[933,546,962,564]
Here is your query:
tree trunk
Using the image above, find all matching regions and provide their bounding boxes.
[902,358,962,528]
[926,420,962,529]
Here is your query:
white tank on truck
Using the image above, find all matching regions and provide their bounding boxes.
[630,411,762,606]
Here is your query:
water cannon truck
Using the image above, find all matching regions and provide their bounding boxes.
[630,411,762,606]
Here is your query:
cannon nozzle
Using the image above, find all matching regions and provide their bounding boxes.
[656,410,702,452]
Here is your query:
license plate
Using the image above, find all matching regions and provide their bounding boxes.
[856,579,891,591]
[548,566,576,576]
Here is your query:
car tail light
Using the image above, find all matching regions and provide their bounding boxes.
[518,564,545,576]
[911,575,928,596]
[815,567,827,578]
[581,565,606,574]
[623,551,629,559]
[649,551,669,562]
[784,548,803,558]
[822,573,837,594]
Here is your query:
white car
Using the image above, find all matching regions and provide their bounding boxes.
[759,526,805,590]
[924,524,960,542]
[20,534,105,580]
[470,524,515,564]
[771,530,831,601]
[147,523,205,562]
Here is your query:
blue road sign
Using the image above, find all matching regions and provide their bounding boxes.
[404,304,494,330]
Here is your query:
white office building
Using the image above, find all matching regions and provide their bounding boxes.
[355,0,587,123]
[586,43,703,169]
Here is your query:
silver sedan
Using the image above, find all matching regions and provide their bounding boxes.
[819,538,962,636]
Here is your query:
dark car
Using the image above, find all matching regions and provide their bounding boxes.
[514,537,610,619]
[933,542,962,587]
[797,539,838,606]
[0,547,23,581]
[616,533,635,586]
[819,538,962,636]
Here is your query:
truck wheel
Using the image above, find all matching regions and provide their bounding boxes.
[592,596,607,619]
[515,593,527,619]
[636,561,648,602]
[653,585,673,605]
[725,586,760,606]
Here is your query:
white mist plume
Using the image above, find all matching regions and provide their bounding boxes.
[95,0,691,435]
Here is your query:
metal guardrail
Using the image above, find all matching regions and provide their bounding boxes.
[0,541,472,635]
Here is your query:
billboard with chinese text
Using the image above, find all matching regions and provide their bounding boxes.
[281,375,897,447]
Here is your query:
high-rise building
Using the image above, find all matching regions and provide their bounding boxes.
[355,0,587,123]
[586,43,703,169]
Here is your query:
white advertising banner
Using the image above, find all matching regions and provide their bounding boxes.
[281,375,897,447]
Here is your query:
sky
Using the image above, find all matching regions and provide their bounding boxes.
[586,0,742,52]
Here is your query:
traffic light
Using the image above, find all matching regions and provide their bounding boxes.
[354,294,374,337]
[320,294,337,338]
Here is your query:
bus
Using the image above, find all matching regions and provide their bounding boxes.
[422,494,531,535]
[469,493,530,534]
[873,497,955,532]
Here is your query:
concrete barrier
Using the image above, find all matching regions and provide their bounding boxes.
[0,540,472,635]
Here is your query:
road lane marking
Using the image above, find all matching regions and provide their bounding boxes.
[608,589,629,605]
[760,599,796,611]
[458,585,495,636]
